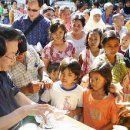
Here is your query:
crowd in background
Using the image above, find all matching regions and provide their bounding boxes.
[0,0,130,129]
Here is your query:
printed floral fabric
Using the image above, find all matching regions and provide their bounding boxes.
[42,41,76,63]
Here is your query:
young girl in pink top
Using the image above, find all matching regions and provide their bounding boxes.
[83,63,119,130]
[42,19,77,70]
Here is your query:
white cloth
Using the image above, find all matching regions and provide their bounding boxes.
[84,8,106,32]
[66,32,86,55]
[41,81,83,110]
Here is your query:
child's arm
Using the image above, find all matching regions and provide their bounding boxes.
[67,107,83,121]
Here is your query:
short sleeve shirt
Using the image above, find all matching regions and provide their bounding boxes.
[41,81,83,110]
[0,71,19,117]
[9,45,45,88]
[83,89,118,129]
[42,41,76,63]
[12,15,50,48]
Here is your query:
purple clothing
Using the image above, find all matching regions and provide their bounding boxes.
[42,41,76,63]
[102,12,113,25]
[12,15,50,48]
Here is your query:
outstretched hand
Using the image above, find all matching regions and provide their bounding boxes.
[24,103,54,117]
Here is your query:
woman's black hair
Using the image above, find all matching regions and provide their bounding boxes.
[85,28,103,49]
[47,63,60,74]
[0,36,6,57]
[0,26,21,56]
[59,57,81,81]
[93,1,99,8]
[77,2,84,10]
[50,19,67,42]
[16,30,28,54]
[89,63,112,95]
[102,30,120,46]
[72,14,86,27]
[0,26,21,41]
[11,0,17,5]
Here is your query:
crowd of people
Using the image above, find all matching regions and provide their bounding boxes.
[0,0,130,129]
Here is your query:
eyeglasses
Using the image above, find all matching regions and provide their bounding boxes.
[27,8,39,12]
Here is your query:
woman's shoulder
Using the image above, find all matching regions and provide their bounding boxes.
[104,94,116,104]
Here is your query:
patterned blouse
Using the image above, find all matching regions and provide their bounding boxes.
[42,41,76,63]
[80,49,104,77]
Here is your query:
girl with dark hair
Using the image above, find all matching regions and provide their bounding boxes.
[93,30,127,85]
[83,62,119,130]
[79,28,104,78]
[42,19,77,70]
[41,57,83,120]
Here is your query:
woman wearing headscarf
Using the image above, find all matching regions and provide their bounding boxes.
[84,8,105,32]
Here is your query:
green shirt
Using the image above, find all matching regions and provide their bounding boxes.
[0,6,3,15]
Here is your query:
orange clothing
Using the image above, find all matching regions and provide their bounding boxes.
[83,89,119,129]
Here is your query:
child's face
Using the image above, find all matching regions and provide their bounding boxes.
[120,34,130,49]
[93,14,101,23]
[88,31,101,49]
[59,68,77,88]
[103,39,119,57]
[72,20,83,34]
[52,27,65,42]
[89,72,106,92]
[44,10,54,20]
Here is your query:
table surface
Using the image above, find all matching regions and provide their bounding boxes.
[19,115,95,130]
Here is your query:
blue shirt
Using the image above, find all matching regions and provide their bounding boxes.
[102,12,113,25]
[0,71,19,117]
[12,15,50,48]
